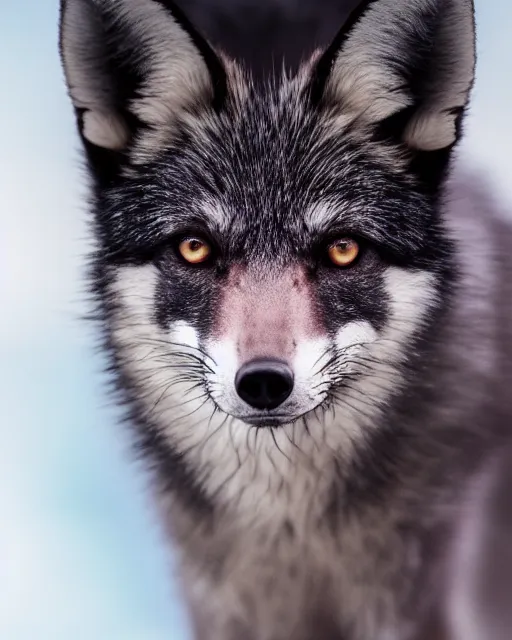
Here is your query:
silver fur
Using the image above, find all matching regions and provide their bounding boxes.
[59,1,512,638]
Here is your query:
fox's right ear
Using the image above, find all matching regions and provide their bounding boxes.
[59,0,226,169]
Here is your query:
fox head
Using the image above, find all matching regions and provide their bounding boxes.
[60,0,476,511]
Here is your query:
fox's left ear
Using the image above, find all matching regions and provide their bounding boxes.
[311,0,476,152]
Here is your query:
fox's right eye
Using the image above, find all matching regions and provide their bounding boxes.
[177,236,212,265]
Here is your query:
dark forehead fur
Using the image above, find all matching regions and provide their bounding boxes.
[97,76,448,272]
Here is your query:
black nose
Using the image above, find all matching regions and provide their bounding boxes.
[235,360,294,411]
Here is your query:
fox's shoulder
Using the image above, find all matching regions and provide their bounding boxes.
[446,169,512,389]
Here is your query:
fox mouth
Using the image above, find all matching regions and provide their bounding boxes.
[241,414,296,427]
[236,405,324,427]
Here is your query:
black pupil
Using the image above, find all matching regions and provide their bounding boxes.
[189,240,202,251]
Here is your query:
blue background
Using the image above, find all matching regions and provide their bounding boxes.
[1,2,511,638]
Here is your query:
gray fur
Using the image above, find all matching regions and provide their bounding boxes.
[326,0,476,150]
[159,174,512,640]
[58,1,512,638]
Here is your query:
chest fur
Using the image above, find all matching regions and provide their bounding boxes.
[173,490,434,640]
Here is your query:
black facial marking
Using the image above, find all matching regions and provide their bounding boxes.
[316,248,390,334]
[153,246,220,340]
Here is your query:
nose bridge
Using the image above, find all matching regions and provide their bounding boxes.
[215,265,318,364]
[242,275,293,360]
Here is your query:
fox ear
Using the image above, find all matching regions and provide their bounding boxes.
[311,0,476,152]
[59,0,226,155]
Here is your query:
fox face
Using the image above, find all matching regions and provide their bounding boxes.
[60,0,476,508]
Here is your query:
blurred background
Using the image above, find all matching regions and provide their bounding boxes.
[1,1,511,639]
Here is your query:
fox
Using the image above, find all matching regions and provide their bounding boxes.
[58,0,512,638]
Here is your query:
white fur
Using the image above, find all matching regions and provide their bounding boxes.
[200,201,231,231]
[204,337,240,410]
[82,110,129,150]
[170,320,200,352]
[335,320,377,352]
[304,201,339,235]
[292,337,332,403]
[109,261,435,522]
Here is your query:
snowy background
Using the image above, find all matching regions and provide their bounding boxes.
[1,1,511,639]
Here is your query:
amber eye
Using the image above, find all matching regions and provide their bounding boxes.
[178,236,212,264]
[327,238,360,267]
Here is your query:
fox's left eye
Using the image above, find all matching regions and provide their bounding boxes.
[178,236,212,264]
[327,238,360,267]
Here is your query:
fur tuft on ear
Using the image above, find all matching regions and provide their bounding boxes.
[59,0,226,153]
[312,0,476,151]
